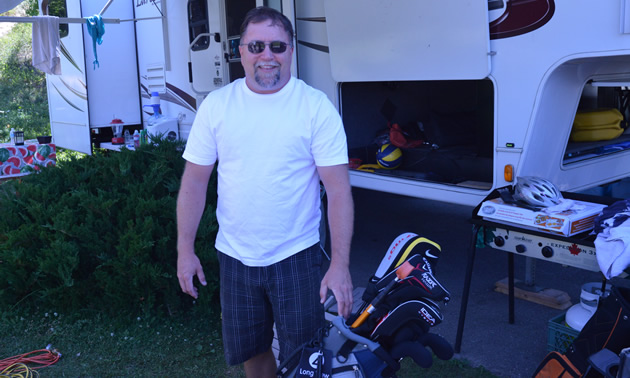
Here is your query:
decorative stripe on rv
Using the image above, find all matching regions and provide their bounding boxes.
[59,77,87,100]
[297,40,329,53]
[59,41,82,74]
[296,17,326,22]
[51,82,84,112]
[140,84,196,113]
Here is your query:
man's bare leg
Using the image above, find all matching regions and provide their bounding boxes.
[244,348,276,378]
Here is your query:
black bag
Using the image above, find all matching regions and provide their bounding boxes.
[277,317,396,378]
[565,285,630,375]
[533,351,581,378]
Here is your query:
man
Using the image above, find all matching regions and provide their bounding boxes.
[176,6,354,378]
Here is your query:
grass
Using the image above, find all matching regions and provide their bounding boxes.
[0,309,243,377]
[0,310,497,377]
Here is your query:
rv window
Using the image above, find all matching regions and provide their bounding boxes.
[187,0,210,51]
[227,37,241,62]
[563,84,630,164]
[46,0,68,39]
[263,0,282,12]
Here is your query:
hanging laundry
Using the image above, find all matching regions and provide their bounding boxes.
[31,16,61,75]
[593,200,630,279]
[86,15,105,69]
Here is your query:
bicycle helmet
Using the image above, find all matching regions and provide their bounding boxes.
[513,176,563,208]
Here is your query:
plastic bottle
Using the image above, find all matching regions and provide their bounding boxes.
[140,129,148,146]
[9,128,14,143]
[133,130,140,148]
[124,130,131,144]
[143,92,162,122]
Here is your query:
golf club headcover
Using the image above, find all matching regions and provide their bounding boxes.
[390,341,434,368]
[370,299,443,340]
[387,329,454,369]
[372,234,442,281]
[397,267,451,304]
[418,332,454,361]
[352,284,448,336]
[362,255,449,305]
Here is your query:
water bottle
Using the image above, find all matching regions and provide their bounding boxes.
[133,130,140,148]
[143,92,161,117]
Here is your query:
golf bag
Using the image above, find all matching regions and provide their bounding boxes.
[278,233,454,378]
[566,284,630,377]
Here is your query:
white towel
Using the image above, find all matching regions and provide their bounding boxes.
[32,16,61,75]
[595,216,630,279]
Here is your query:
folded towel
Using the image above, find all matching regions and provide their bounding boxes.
[31,16,61,75]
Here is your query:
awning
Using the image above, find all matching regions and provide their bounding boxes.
[0,0,25,15]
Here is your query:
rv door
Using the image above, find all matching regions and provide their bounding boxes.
[323,0,491,81]
[43,0,91,154]
[187,0,227,93]
[44,0,141,155]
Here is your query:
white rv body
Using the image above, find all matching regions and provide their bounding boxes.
[296,0,630,205]
[40,0,630,206]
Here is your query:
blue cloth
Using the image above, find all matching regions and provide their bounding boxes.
[85,15,105,69]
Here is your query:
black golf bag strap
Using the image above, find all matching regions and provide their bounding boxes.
[337,339,357,361]
[330,317,400,372]
[276,325,329,377]
[373,345,401,372]
[337,339,400,373]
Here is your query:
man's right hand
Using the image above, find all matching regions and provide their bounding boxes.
[177,252,207,299]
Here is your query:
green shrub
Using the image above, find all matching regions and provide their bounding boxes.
[0,139,219,317]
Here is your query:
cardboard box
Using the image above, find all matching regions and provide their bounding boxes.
[477,198,606,236]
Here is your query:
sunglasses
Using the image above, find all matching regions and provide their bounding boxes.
[241,40,290,54]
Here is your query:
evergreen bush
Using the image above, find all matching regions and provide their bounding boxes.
[0,140,219,317]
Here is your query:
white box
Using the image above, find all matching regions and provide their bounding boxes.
[477,198,606,236]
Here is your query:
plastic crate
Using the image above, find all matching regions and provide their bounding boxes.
[547,312,580,353]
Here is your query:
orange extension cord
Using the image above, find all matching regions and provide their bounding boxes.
[0,347,60,377]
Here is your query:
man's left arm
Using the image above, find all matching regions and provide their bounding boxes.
[317,164,354,318]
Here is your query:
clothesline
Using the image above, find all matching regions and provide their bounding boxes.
[0,16,163,24]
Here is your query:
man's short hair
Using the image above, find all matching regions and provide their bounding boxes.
[240,6,294,43]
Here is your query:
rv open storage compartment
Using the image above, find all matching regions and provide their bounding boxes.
[563,84,630,165]
[342,79,494,188]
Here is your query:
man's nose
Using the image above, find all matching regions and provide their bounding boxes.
[260,45,275,58]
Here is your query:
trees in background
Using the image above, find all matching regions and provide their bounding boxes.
[0,0,51,142]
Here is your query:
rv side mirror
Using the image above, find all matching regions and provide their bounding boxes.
[214,34,221,43]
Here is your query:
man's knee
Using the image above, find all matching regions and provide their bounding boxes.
[244,348,277,378]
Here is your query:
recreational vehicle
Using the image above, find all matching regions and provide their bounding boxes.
[32,0,630,205]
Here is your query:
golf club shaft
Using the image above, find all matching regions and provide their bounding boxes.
[351,277,398,328]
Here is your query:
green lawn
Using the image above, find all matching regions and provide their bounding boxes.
[0,310,496,377]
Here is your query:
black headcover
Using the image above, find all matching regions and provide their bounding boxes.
[363,256,451,305]
[370,298,443,341]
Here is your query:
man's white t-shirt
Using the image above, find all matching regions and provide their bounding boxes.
[183,77,348,266]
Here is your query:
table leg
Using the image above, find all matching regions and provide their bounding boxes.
[508,252,514,324]
[454,224,481,353]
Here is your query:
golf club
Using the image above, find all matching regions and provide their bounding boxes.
[351,261,414,328]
